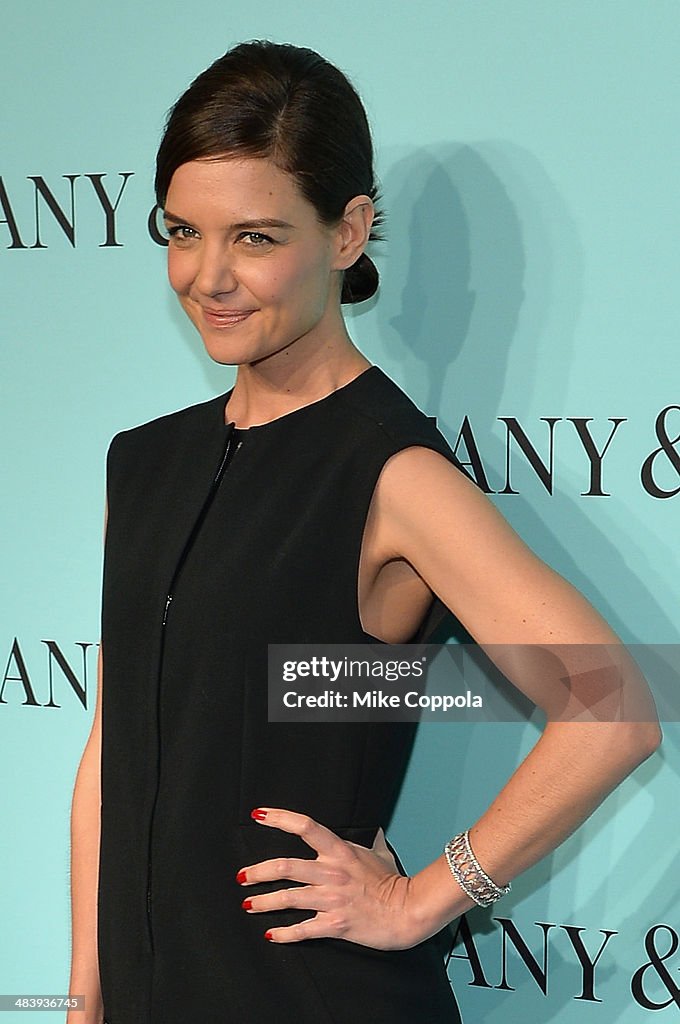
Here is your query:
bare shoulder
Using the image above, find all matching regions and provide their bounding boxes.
[373,445,507,543]
[375,444,483,498]
[372,445,619,648]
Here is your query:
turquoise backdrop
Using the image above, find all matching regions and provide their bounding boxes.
[2,2,678,1021]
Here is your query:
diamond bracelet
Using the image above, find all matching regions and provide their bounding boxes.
[444,830,512,908]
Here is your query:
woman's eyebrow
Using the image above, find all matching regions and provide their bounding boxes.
[232,218,295,230]
[162,210,193,225]
[162,210,294,230]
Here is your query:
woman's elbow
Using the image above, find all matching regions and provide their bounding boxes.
[625,718,662,769]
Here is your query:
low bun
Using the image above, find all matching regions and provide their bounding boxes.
[341,252,379,304]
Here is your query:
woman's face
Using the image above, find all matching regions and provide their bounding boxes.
[164,157,344,367]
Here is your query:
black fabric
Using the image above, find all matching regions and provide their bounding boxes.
[98,365,465,1023]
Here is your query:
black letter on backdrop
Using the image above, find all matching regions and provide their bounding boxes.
[452,417,493,493]
[29,175,79,248]
[641,406,680,498]
[87,173,134,247]
[148,203,169,247]
[568,418,626,496]
[631,924,680,1009]
[447,914,493,988]
[561,925,618,1002]
[495,918,554,994]
[0,639,40,706]
[0,178,28,248]
[41,640,94,709]
[499,418,560,495]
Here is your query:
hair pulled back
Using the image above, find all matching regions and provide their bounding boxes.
[155,40,383,304]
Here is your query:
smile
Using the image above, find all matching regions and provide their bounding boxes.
[201,308,256,328]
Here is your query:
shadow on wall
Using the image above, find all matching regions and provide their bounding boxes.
[380,142,671,1011]
[374,140,676,644]
[375,140,577,419]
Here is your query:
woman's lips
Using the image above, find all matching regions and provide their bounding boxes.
[201,308,256,328]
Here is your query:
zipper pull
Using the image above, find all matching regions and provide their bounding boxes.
[162,594,173,625]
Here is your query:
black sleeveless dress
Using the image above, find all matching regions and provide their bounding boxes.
[98,365,465,1024]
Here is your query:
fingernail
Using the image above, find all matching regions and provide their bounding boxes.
[264,930,274,941]
[242,898,253,910]
[251,808,267,821]
[236,870,247,884]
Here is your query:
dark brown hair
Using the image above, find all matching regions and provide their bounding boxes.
[155,40,383,304]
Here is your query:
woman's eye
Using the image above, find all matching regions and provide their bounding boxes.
[166,225,198,241]
[239,231,274,247]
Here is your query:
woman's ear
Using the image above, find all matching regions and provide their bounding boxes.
[333,195,375,271]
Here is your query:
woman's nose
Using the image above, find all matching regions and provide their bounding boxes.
[193,245,238,298]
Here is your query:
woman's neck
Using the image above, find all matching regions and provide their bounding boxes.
[224,338,372,429]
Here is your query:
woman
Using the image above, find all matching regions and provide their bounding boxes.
[68,40,660,1024]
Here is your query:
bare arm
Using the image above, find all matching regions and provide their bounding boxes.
[374,447,662,936]
[66,646,104,1023]
[67,507,106,1023]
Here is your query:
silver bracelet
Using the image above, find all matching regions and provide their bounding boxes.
[444,830,511,908]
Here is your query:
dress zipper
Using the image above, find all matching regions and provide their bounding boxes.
[145,425,242,952]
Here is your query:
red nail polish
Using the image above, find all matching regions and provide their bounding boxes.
[251,808,267,821]
[264,930,274,941]
[236,870,247,884]
[242,898,252,910]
